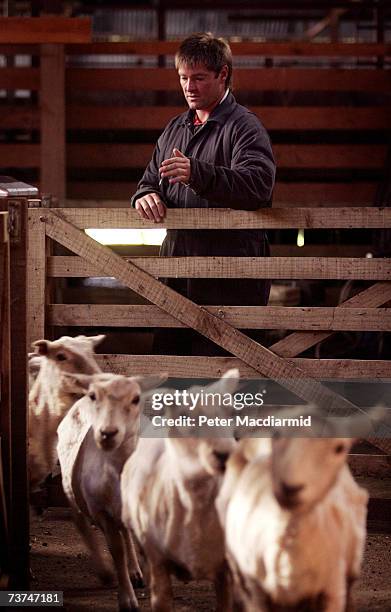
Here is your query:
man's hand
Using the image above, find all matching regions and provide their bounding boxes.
[135,192,166,222]
[159,148,191,185]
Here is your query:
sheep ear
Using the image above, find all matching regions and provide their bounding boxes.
[33,339,51,356]
[207,368,240,396]
[61,372,93,394]
[240,438,271,463]
[132,373,168,393]
[88,334,106,348]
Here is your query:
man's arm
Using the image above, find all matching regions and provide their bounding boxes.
[160,115,275,211]
[131,134,166,222]
[190,117,275,210]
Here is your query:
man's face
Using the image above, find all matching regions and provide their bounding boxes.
[178,63,228,111]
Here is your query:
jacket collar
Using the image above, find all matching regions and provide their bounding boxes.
[181,91,236,127]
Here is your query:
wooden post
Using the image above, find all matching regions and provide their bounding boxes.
[40,43,65,202]
[0,177,38,588]
[27,199,48,346]
[0,211,11,584]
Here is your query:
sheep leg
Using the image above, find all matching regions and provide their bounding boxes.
[122,526,144,588]
[345,577,356,612]
[149,559,173,612]
[99,514,139,612]
[71,510,114,585]
[214,562,233,612]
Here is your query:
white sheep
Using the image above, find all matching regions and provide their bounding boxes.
[57,371,166,612]
[120,369,239,612]
[28,334,105,491]
[216,411,372,612]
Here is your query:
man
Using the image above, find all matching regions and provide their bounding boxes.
[131,32,276,354]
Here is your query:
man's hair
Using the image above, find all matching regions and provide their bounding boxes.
[175,32,233,89]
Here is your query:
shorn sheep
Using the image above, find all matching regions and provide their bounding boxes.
[57,371,166,612]
[216,411,375,612]
[28,334,105,491]
[120,368,239,612]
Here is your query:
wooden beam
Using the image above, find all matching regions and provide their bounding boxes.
[95,354,391,380]
[40,44,65,200]
[0,17,91,44]
[48,304,391,332]
[48,256,391,281]
[51,207,391,230]
[66,105,391,131]
[0,107,40,130]
[27,208,46,347]
[0,68,39,90]
[66,144,387,170]
[42,210,368,417]
[0,197,29,587]
[66,68,391,93]
[66,41,391,58]
[271,281,391,358]
[0,144,39,168]
[66,182,378,205]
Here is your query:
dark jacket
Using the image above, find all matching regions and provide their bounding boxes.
[132,92,276,307]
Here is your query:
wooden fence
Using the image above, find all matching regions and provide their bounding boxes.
[27,202,391,452]
[1,39,390,205]
[0,179,32,587]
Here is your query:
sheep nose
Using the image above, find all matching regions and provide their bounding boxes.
[280,481,304,498]
[100,428,118,441]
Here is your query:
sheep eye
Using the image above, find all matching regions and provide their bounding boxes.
[56,353,67,361]
[334,443,345,454]
[89,392,96,401]
[131,394,140,405]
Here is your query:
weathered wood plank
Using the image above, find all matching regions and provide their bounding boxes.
[66,143,387,169]
[50,207,391,230]
[0,197,29,587]
[66,41,391,57]
[66,105,391,131]
[95,354,391,380]
[0,68,40,90]
[271,281,391,358]
[66,68,391,93]
[0,107,40,130]
[42,210,367,418]
[66,182,378,205]
[40,44,66,201]
[48,304,391,332]
[47,255,391,281]
[0,17,91,44]
[0,144,40,167]
[27,209,46,347]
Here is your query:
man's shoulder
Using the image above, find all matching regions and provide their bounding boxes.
[228,101,266,131]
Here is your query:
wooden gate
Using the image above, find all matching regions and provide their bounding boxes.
[27,203,391,452]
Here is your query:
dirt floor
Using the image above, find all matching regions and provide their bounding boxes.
[30,507,391,612]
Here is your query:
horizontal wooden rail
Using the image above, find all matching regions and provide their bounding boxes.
[64,144,387,169]
[0,107,40,131]
[0,68,39,90]
[66,183,379,206]
[48,256,391,280]
[48,304,391,332]
[0,17,91,44]
[42,207,391,229]
[2,143,385,171]
[2,106,388,133]
[0,144,39,168]
[66,68,391,93]
[66,41,391,57]
[97,354,391,380]
[65,105,391,131]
